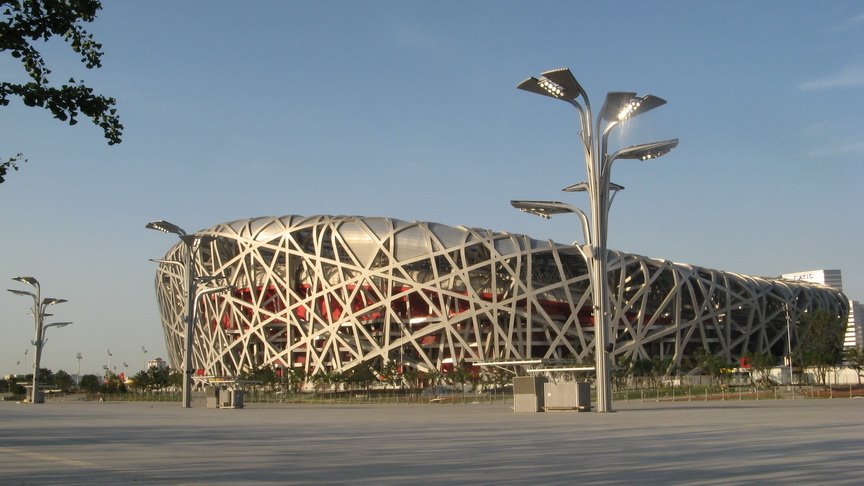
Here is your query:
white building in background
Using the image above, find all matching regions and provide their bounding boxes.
[781,269,863,350]
[146,357,167,370]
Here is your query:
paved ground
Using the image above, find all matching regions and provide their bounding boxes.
[1,398,862,485]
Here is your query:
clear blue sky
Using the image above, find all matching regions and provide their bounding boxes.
[1,1,862,377]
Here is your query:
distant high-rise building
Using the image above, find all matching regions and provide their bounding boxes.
[147,357,167,370]
[781,269,862,350]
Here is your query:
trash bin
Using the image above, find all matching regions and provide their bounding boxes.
[575,382,591,411]
[230,389,244,409]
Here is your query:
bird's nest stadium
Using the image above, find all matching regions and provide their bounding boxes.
[152,215,847,378]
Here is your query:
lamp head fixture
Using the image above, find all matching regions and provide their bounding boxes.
[562,182,626,193]
[517,68,584,102]
[610,139,679,162]
[41,297,68,306]
[510,200,577,219]
[615,94,667,122]
[7,288,35,298]
[146,220,187,236]
[44,321,72,329]
[12,276,39,288]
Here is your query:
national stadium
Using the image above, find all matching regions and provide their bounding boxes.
[152,214,848,378]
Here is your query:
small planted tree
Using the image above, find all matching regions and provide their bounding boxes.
[745,352,777,387]
[695,348,728,388]
[631,358,654,388]
[797,311,846,385]
[51,369,75,392]
[79,374,100,393]
[844,348,864,385]
[310,370,330,394]
[380,361,402,391]
[613,356,632,391]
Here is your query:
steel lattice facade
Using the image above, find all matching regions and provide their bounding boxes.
[153,215,848,376]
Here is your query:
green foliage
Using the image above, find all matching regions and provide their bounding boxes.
[0,377,25,394]
[613,356,632,391]
[36,367,53,384]
[485,367,511,391]
[380,360,402,389]
[284,367,306,393]
[345,366,374,390]
[100,369,125,393]
[0,153,25,183]
[79,373,99,393]
[129,366,173,391]
[745,352,776,386]
[695,348,728,386]
[844,348,864,385]
[310,370,330,393]
[167,368,182,388]
[1,0,122,181]
[797,310,845,384]
[402,367,420,391]
[51,369,74,392]
[328,371,347,392]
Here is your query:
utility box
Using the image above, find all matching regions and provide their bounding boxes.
[513,376,546,413]
[219,387,233,408]
[205,386,220,409]
[544,381,591,412]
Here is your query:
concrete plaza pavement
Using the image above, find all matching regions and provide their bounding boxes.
[1,398,862,485]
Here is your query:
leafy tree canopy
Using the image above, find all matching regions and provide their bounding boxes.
[1,0,122,182]
[79,373,99,392]
[844,347,864,385]
[797,310,846,384]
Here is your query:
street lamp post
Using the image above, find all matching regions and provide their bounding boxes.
[784,302,795,386]
[516,68,677,413]
[7,277,69,404]
[76,352,83,386]
[146,220,228,408]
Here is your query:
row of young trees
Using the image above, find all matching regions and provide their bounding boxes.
[236,361,514,395]
[614,311,859,388]
[0,368,114,395]
[0,366,186,397]
[4,312,855,398]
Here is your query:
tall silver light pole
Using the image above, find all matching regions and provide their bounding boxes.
[76,352,83,386]
[517,68,677,412]
[7,277,69,404]
[784,302,794,386]
[146,220,222,408]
